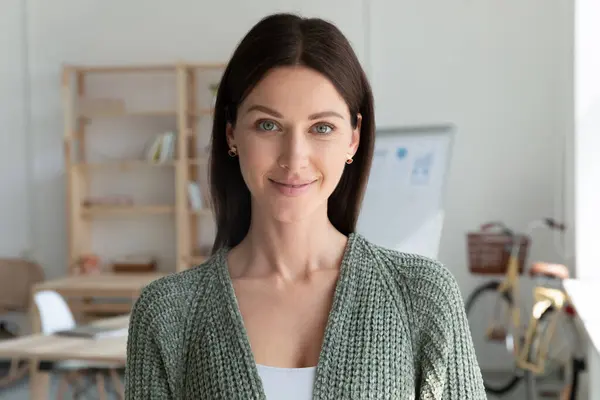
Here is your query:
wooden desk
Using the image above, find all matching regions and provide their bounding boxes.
[0,315,129,363]
[34,272,165,297]
[13,272,161,399]
[33,272,165,319]
[0,315,129,400]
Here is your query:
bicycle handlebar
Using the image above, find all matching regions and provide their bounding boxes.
[480,218,566,235]
[543,217,566,231]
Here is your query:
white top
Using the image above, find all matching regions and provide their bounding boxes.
[256,364,316,400]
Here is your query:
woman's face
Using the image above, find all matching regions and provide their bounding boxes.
[227,66,361,223]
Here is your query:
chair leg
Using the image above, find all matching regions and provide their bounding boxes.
[109,368,124,399]
[56,374,69,399]
[96,372,107,400]
[66,371,88,399]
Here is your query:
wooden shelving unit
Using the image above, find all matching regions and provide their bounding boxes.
[62,62,224,277]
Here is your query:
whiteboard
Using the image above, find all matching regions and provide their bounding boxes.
[356,124,455,259]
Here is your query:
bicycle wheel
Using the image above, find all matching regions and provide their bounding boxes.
[524,307,584,400]
[465,281,521,394]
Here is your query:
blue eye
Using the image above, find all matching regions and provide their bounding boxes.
[258,120,278,131]
[313,124,333,135]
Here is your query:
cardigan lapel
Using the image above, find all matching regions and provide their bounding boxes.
[183,247,265,399]
[311,234,359,398]
[213,247,267,399]
[205,234,359,399]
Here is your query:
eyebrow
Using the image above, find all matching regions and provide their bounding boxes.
[245,104,346,120]
[245,105,283,118]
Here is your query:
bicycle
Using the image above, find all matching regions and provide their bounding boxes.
[465,218,587,399]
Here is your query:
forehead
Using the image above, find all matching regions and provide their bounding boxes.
[239,66,349,116]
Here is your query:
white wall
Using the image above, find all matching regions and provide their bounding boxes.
[4,1,573,281]
[369,0,575,295]
[575,0,600,398]
[0,1,31,258]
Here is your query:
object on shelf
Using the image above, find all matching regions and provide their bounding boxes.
[145,131,176,163]
[209,83,219,107]
[83,195,134,207]
[188,182,204,210]
[111,255,157,273]
[77,97,125,117]
[74,254,102,275]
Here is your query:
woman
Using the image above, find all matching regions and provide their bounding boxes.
[125,13,485,399]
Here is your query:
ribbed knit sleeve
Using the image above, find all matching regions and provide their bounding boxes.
[413,264,486,399]
[439,270,486,399]
[125,286,173,400]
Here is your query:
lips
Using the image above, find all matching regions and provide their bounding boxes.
[269,178,315,187]
[268,178,316,196]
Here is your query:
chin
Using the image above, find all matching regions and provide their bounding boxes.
[262,197,324,224]
[269,205,315,224]
[250,181,331,224]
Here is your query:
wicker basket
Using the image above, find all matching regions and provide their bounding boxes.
[467,225,530,275]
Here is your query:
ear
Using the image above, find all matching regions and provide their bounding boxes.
[226,122,235,148]
[349,113,362,156]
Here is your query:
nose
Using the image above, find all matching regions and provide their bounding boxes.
[277,129,309,171]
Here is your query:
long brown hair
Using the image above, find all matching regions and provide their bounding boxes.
[209,13,375,253]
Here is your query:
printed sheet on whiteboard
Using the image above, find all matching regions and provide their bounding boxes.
[356,125,455,259]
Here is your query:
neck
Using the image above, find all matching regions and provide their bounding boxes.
[232,205,348,282]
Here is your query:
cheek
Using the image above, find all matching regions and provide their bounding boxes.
[316,144,349,188]
[237,138,274,188]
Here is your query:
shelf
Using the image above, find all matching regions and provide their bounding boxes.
[186,255,209,265]
[70,302,133,315]
[66,64,177,74]
[188,157,209,165]
[190,209,213,216]
[191,108,214,117]
[81,205,175,216]
[78,109,214,119]
[64,62,225,275]
[185,63,227,70]
[66,63,226,74]
[66,62,226,74]
[72,160,176,170]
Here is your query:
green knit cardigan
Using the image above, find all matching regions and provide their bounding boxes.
[125,233,486,399]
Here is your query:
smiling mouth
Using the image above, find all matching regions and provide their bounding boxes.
[269,179,315,187]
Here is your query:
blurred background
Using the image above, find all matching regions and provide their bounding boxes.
[1,0,599,399]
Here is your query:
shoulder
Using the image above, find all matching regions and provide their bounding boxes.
[354,234,465,323]
[355,233,462,299]
[128,252,223,335]
[354,234,470,363]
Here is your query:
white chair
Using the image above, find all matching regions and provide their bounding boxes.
[34,290,76,335]
[34,290,124,399]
